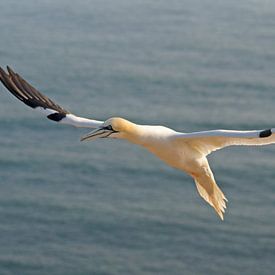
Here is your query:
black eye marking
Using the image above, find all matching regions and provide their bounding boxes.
[104,125,113,131]
[102,125,119,133]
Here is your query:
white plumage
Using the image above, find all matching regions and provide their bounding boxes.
[1,66,275,220]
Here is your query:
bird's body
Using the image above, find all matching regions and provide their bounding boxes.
[90,118,228,219]
[124,123,201,175]
[1,65,275,220]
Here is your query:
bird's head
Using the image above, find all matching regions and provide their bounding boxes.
[80,117,137,142]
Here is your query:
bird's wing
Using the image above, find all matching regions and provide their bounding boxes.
[193,158,227,220]
[173,128,275,155]
[0,66,103,128]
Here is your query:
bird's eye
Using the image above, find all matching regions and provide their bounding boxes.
[105,125,113,131]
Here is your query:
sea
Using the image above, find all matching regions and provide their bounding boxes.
[0,0,275,274]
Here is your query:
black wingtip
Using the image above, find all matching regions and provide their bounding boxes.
[259,129,272,138]
[0,66,13,80]
[6,66,18,80]
[0,66,7,78]
[0,66,71,115]
[7,66,18,79]
[6,66,12,74]
[47,112,66,121]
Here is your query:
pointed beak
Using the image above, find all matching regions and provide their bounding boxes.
[80,127,117,142]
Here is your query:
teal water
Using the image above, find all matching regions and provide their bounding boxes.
[1,1,275,274]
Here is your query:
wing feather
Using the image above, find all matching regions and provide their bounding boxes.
[174,129,275,155]
[0,66,103,128]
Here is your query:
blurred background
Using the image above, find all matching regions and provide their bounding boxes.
[0,0,275,274]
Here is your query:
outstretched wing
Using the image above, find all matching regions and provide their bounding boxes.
[173,128,275,155]
[0,66,103,128]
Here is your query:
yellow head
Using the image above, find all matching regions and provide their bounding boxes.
[81,117,138,141]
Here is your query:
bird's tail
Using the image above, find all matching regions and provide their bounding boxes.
[193,167,228,220]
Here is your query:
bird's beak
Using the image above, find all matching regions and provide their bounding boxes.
[80,127,117,141]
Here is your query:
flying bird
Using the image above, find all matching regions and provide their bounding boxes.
[1,66,275,220]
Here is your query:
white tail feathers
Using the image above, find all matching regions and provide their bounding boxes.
[194,167,227,220]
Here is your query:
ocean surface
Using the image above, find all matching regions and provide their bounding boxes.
[0,1,275,274]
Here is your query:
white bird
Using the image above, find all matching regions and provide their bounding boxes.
[1,66,275,220]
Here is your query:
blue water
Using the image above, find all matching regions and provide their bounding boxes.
[1,0,275,274]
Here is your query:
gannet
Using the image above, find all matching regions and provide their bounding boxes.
[1,66,275,220]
